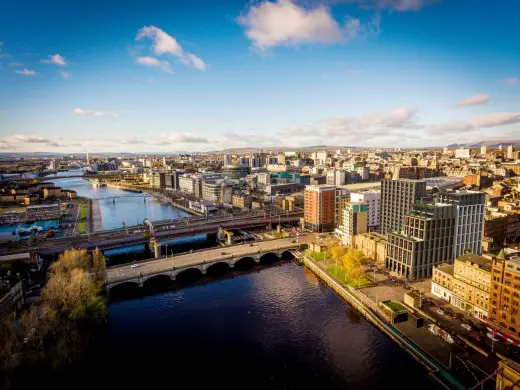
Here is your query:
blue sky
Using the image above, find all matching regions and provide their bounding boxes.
[0,0,519,152]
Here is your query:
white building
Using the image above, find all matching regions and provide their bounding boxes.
[223,154,233,166]
[454,148,470,159]
[480,145,487,156]
[202,180,221,203]
[326,169,347,186]
[312,150,328,166]
[350,190,381,229]
[336,202,368,246]
[356,166,370,180]
[438,191,485,258]
[507,144,514,159]
[178,175,196,194]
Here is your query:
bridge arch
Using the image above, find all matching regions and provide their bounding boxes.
[142,273,172,286]
[173,267,203,282]
[233,256,257,270]
[143,218,154,234]
[107,280,140,293]
[259,251,280,263]
[205,261,233,275]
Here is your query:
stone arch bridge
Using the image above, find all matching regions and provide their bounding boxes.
[105,237,308,293]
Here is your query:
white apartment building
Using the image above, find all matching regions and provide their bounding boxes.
[178,175,196,194]
[350,190,381,229]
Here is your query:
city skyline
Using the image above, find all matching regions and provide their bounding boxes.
[1,0,519,153]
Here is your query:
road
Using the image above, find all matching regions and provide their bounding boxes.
[106,235,312,284]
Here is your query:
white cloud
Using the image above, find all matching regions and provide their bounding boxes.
[346,0,433,11]
[502,77,519,87]
[11,134,50,143]
[60,70,72,79]
[73,108,119,118]
[454,94,490,108]
[136,26,206,71]
[177,53,206,71]
[430,112,520,134]
[41,54,67,66]
[160,132,210,143]
[135,56,173,73]
[14,68,37,76]
[280,107,422,147]
[46,141,65,147]
[9,62,23,67]
[238,0,344,50]
[0,141,12,149]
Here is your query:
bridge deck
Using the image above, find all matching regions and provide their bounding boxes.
[106,235,312,285]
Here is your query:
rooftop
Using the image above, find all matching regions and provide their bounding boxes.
[435,263,454,276]
[455,253,492,271]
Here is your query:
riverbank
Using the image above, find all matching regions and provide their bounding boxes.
[301,255,463,390]
[91,199,103,232]
[103,182,202,216]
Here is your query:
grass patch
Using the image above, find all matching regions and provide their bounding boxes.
[383,300,408,313]
[78,203,87,234]
[310,251,326,261]
[326,265,371,288]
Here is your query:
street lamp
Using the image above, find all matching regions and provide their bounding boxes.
[165,244,168,258]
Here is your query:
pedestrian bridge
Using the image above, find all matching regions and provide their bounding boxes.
[105,236,309,293]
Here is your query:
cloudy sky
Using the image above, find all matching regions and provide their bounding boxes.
[0,0,519,152]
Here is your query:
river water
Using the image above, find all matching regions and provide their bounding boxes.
[49,173,188,230]
[74,262,438,390]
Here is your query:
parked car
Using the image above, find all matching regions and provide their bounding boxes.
[130,263,140,269]
[467,331,482,342]
[437,308,445,316]
[461,323,472,331]
[220,252,226,255]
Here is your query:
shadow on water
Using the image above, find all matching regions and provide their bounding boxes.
[108,257,294,302]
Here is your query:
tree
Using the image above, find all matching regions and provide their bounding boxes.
[341,249,365,283]
[92,248,107,282]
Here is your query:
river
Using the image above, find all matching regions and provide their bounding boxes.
[49,172,189,230]
[66,261,439,390]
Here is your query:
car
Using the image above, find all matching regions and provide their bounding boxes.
[291,240,296,243]
[437,308,445,316]
[220,252,226,255]
[130,263,140,268]
[487,333,500,342]
[468,331,482,342]
[461,323,472,331]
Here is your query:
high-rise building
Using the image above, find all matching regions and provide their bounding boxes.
[350,190,381,229]
[380,178,426,235]
[443,147,449,155]
[326,169,347,186]
[202,180,222,203]
[481,145,487,156]
[151,172,166,188]
[386,202,456,279]
[337,202,368,246]
[304,185,336,232]
[438,190,485,258]
[508,145,515,159]
[223,154,233,166]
